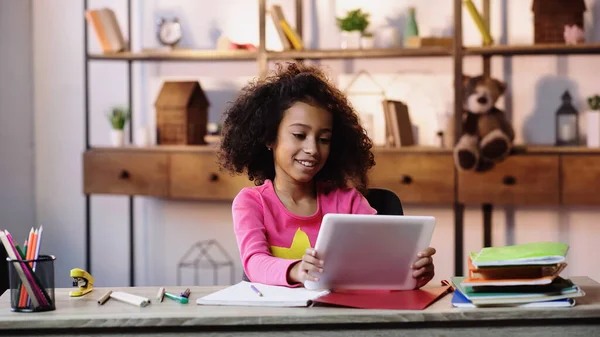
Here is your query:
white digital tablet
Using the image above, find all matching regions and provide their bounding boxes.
[303,214,436,291]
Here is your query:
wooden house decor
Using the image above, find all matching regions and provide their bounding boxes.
[532,0,586,44]
[154,81,209,145]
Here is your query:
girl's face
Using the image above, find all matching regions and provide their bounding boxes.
[271,101,332,185]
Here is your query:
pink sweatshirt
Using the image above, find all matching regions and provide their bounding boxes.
[232,179,376,286]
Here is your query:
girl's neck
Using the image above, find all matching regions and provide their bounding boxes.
[272,176,316,204]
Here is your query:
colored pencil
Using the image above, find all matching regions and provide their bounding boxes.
[18,228,34,307]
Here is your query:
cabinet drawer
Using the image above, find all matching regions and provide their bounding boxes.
[369,153,455,204]
[561,155,600,205]
[170,153,253,200]
[83,151,169,196]
[458,156,559,205]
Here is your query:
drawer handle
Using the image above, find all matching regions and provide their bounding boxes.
[119,170,130,180]
[400,175,413,185]
[502,176,516,186]
[209,173,219,182]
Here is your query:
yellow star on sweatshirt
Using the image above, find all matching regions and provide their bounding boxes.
[270,228,311,260]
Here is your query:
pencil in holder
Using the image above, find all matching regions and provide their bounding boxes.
[7,255,56,312]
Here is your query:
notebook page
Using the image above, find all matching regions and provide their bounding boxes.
[197,281,331,307]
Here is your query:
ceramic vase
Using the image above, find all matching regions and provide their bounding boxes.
[135,126,150,146]
[377,26,399,48]
[587,110,600,147]
[340,31,361,49]
[110,129,125,147]
[360,36,375,49]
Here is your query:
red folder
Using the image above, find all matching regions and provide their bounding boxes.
[312,286,452,310]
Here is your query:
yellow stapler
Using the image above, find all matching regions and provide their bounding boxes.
[69,268,94,297]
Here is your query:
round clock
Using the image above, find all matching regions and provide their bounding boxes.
[157,18,182,47]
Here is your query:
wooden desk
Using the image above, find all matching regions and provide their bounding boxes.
[1,276,599,337]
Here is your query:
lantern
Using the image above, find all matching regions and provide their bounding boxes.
[555,90,579,146]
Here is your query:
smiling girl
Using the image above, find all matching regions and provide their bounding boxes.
[218,62,436,288]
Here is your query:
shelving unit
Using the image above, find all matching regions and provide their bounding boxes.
[88,49,258,61]
[83,0,600,286]
[465,43,600,56]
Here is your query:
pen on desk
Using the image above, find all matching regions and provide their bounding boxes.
[250,284,263,297]
[165,292,189,304]
[98,291,112,305]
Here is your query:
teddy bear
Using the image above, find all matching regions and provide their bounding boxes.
[453,75,515,172]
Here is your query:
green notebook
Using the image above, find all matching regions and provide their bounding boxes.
[471,242,569,268]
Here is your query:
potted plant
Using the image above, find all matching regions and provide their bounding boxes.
[360,31,375,49]
[108,106,130,147]
[336,9,370,49]
[587,95,600,147]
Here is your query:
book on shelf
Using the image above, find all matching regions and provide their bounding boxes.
[464,0,493,46]
[382,99,415,148]
[85,8,126,53]
[270,5,303,50]
[269,6,292,50]
[405,37,454,49]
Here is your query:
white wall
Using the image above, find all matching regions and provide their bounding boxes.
[32,0,600,288]
[33,0,87,287]
[0,0,35,245]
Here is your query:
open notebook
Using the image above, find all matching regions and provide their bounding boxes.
[197,281,452,309]
[196,281,330,307]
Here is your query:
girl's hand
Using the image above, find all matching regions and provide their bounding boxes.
[412,247,436,289]
[288,248,324,284]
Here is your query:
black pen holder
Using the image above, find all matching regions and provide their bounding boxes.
[7,255,56,312]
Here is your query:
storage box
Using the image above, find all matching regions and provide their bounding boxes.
[532,0,586,44]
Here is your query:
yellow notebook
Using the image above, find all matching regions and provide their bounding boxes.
[279,20,303,50]
[464,0,493,45]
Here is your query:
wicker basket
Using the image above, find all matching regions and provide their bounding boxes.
[532,0,586,44]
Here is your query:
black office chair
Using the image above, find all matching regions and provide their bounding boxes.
[240,188,403,282]
[365,187,404,216]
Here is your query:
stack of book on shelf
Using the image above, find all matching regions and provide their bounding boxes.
[451,242,585,308]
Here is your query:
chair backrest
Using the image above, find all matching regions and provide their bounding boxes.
[240,188,403,282]
[365,188,404,215]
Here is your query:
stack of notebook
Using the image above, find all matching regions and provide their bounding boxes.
[451,242,585,308]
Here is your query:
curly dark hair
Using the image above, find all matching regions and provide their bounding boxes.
[217,62,375,194]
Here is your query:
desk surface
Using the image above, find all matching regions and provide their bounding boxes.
[1,276,599,335]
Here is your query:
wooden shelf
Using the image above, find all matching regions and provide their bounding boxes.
[87,145,453,154]
[86,44,600,62]
[465,43,600,56]
[88,49,258,61]
[83,145,600,206]
[512,145,600,154]
[87,145,600,155]
[267,47,452,60]
[88,145,220,153]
